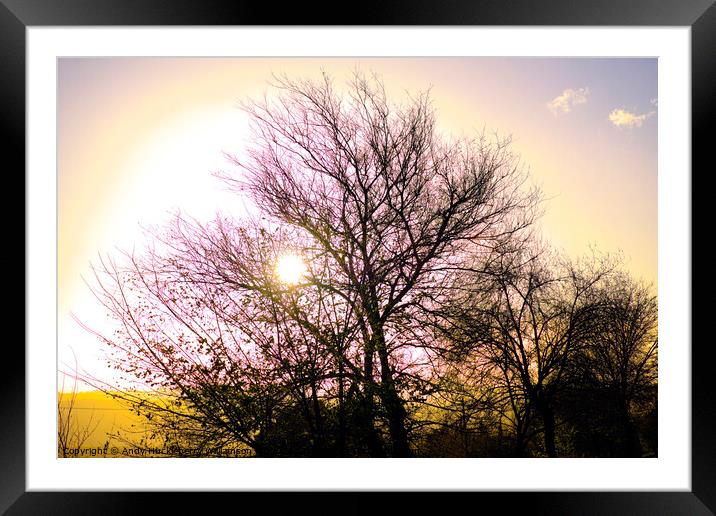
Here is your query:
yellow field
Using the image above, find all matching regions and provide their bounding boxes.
[57,390,163,458]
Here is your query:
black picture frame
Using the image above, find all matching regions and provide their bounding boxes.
[5,1,713,514]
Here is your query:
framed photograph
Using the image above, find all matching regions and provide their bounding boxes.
[9,0,713,513]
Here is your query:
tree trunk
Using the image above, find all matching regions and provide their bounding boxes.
[361,344,385,457]
[380,377,411,457]
[310,383,326,456]
[541,405,557,458]
[337,356,346,456]
[618,397,641,457]
[533,392,557,458]
[372,322,411,457]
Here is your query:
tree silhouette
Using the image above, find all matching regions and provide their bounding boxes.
[442,248,616,456]
[81,71,655,458]
[218,73,539,455]
[561,274,657,456]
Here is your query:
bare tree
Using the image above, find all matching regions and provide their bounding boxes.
[84,71,548,457]
[444,248,613,456]
[216,72,539,455]
[87,219,357,456]
[566,274,657,456]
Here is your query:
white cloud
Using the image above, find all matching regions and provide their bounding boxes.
[547,87,589,115]
[608,108,655,128]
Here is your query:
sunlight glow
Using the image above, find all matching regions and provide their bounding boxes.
[276,253,307,285]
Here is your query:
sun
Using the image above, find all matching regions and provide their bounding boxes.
[275,253,307,285]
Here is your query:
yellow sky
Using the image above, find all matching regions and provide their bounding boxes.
[58,58,657,387]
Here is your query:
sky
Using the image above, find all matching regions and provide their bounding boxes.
[58,57,657,389]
